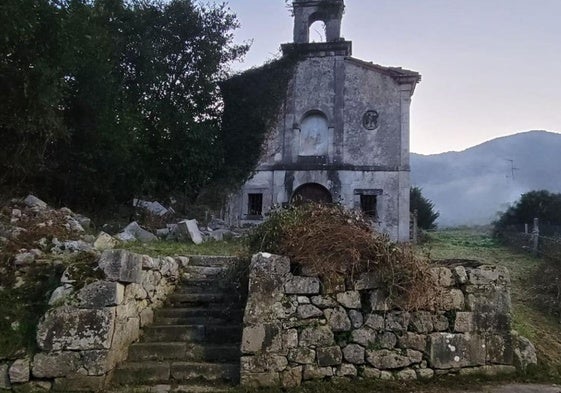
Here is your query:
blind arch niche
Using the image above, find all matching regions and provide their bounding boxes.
[298,111,329,157]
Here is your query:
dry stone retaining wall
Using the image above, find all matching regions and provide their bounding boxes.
[240,253,537,388]
[0,249,186,392]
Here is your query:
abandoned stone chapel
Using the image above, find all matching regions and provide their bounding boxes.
[227,0,421,241]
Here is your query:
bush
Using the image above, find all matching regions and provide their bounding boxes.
[494,190,561,234]
[247,203,438,310]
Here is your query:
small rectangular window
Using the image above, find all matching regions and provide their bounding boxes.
[248,193,263,217]
[360,194,377,218]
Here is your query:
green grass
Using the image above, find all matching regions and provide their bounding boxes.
[120,238,246,258]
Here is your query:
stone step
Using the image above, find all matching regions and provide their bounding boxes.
[112,361,239,385]
[154,316,235,326]
[187,256,238,267]
[183,266,226,278]
[127,342,240,362]
[107,383,232,393]
[154,307,244,320]
[166,293,225,306]
[142,325,242,344]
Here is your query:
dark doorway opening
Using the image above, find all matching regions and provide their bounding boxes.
[291,183,332,205]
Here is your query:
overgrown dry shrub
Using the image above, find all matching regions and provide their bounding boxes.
[247,203,439,310]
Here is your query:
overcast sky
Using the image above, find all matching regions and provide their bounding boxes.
[227,0,561,154]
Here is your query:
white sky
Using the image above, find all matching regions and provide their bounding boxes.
[227,0,561,154]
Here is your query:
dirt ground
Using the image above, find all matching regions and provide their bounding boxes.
[447,384,561,393]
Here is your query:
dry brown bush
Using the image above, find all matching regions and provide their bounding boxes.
[247,203,439,310]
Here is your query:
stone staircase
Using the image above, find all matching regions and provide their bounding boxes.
[111,256,244,391]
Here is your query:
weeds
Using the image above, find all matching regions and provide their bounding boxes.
[247,203,439,311]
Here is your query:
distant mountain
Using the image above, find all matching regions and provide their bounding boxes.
[411,130,561,227]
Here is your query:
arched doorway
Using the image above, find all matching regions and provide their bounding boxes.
[291,183,332,205]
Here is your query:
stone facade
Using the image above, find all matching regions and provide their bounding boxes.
[227,0,420,241]
[240,253,537,388]
[0,250,185,392]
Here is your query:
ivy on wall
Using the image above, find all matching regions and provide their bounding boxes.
[218,55,299,190]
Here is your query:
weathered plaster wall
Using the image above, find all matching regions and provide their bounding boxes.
[240,253,537,388]
[0,250,184,392]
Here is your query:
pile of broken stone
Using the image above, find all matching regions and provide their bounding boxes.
[0,195,236,264]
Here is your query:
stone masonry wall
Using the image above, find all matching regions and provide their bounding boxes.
[240,253,537,388]
[0,249,185,392]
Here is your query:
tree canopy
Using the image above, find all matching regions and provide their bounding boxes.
[410,186,439,230]
[0,0,249,209]
[494,190,561,231]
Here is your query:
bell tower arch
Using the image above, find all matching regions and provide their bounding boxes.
[292,0,345,44]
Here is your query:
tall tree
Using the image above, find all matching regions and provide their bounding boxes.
[410,186,440,230]
[0,0,249,208]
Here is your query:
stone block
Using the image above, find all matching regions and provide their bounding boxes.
[454,312,475,333]
[281,366,303,388]
[364,313,385,330]
[396,368,417,380]
[342,344,365,364]
[453,266,468,284]
[337,363,357,377]
[9,359,29,383]
[409,311,434,333]
[385,311,410,333]
[324,307,351,332]
[81,350,118,376]
[441,289,465,311]
[241,354,288,373]
[366,349,412,369]
[302,365,333,380]
[288,348,316,364]
[297,304,323,319]
[111,317,140,360]
[93,232,119,251]
[427,333,485,369]
[311,295,338,309]
[160,257,179,278]
[48,285,74,306]
[362,367,381,379]
[284,277,320,295]
[416,368,434,379]
[140,308,154,327]
[336,291,361,309]
[430,267,454,287]
[406,349,423,364]
[299,326,334,347]
[37,306,116,351]
[124,283,148,302]
[177,219,203,244]
[468,265,500,285]
[317,346,342,366]
[241,323,282,354]
[32,352,81,378]
[348,310,363,328]
[376,332,397,350]
[246,254,290,324]
[241,372,279,387]
[0,364,10,389]
[24,195,47,209]
[398,333,427,352]
[78,281,124,308]
[99,249,143,284]
[458,365,516,377]
[351,327,376,347]
[432,314,449,331]
[52,375,106,392]
[513,335,537,372]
